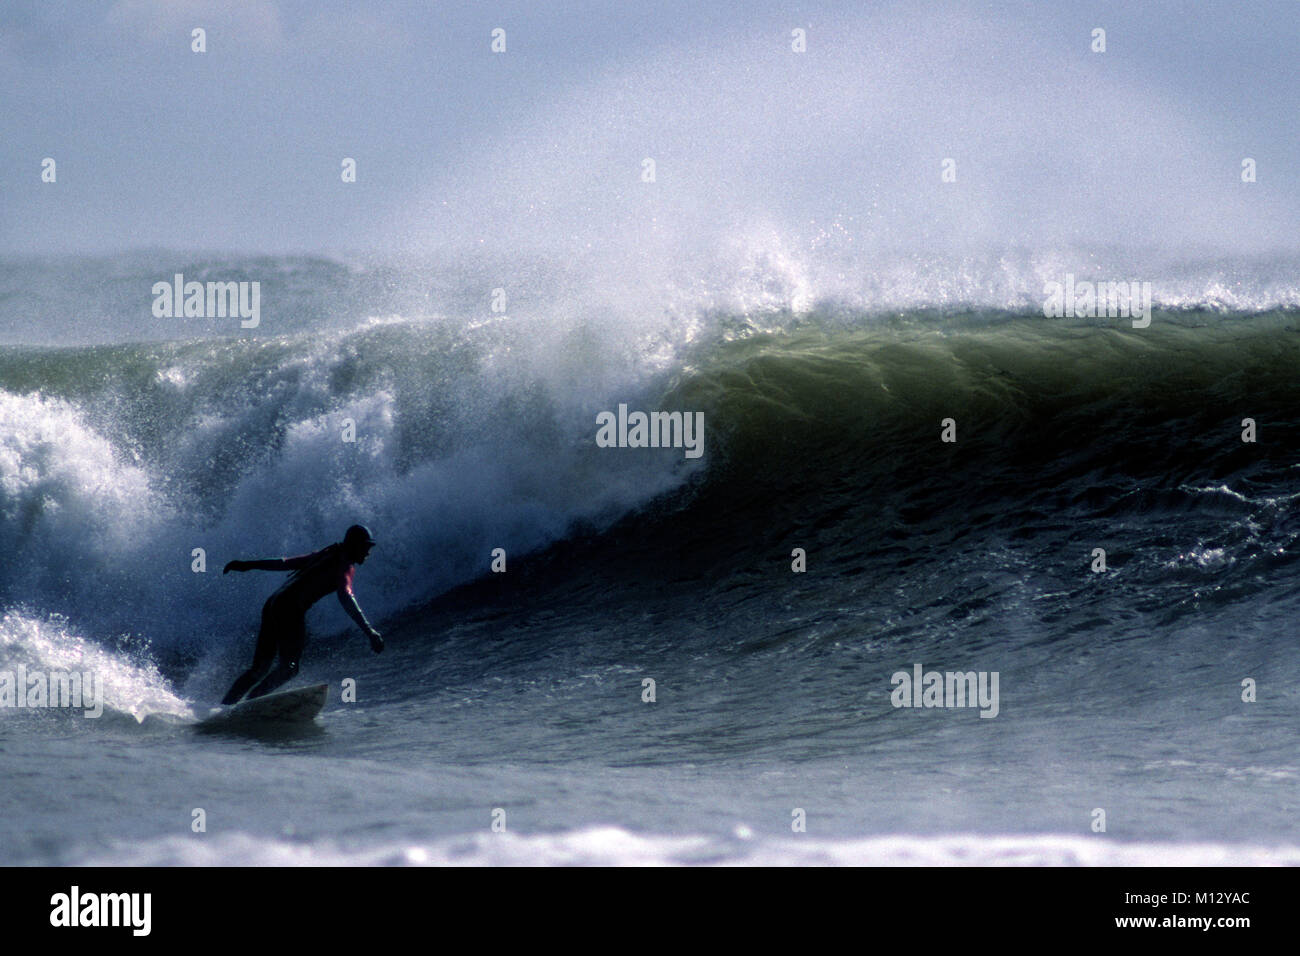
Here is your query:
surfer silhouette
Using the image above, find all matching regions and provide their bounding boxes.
[220,524,383,705]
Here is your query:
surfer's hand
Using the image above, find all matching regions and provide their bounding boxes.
[223,560,247,574]
[368,630,384,654]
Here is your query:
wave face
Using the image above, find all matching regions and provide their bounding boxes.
[2,254,1299,703]
[396,308,1300,768]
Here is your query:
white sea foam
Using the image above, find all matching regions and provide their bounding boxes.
[73,826,1300,867]
[0,611,189,722]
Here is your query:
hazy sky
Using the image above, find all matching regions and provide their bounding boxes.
[3,0,1297,255]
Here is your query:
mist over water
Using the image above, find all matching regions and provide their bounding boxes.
[392,4,1299,303]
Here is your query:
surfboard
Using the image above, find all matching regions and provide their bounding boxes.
[196,682,329,729]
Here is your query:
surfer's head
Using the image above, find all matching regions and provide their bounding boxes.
[343,524,376,563]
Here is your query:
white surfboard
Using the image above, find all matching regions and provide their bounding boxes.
[196,682,329,728]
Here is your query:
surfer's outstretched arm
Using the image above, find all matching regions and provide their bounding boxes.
[223,553,316,573]
[338,586,383,653]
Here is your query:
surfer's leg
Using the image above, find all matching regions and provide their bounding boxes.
[246,615,306,699]
[220,605,280,705]
[245,659,297,700]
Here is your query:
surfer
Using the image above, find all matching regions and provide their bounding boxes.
[219,524,383,705]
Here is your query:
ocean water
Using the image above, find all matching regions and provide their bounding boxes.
[2,252,1299,865]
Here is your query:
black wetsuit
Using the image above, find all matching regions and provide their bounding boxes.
[221,544,374,705]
